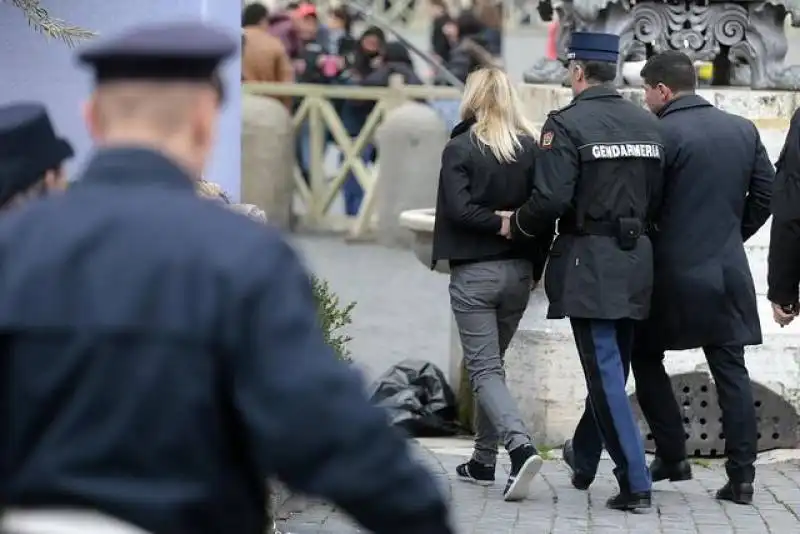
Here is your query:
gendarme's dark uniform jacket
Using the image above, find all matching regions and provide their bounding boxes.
[512,85,664,320]
[0,148,451,534]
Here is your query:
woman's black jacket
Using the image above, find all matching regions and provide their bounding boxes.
[431,119,554,279]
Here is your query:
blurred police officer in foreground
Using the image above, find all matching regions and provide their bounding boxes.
[628,51,772,505]
[768,107,800,328]
[0,22,453,534]
[0,102,72,209]
[504,32,664,511]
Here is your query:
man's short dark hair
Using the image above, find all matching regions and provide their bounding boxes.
[242,3,269,27]
[574,60,617,84]
[640,51,697,92]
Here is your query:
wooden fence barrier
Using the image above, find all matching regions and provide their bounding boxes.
[243,79,462,237]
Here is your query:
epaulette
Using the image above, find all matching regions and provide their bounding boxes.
[195,180,231,205]
[547,100,577,118]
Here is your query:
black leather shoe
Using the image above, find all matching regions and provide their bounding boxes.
[715,481,754,505]
[606,490,652,512]
[650,457,693,483]
[562,439,594,490]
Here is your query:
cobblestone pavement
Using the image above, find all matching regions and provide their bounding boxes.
[279,439,800,534]
[285,237,800,532]
[291,235,451,382]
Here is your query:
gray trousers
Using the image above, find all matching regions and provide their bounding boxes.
[449,259,533,466]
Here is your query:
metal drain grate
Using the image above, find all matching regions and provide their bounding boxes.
[629,371,800,457]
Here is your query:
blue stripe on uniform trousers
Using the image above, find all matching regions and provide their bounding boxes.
[570,318,651,493]
[570,337,633,478]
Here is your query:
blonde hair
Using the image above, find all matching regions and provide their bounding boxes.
[459,68,538,164]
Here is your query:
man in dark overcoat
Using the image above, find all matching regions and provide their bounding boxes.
[767,107,800,327]
[0,22,454,534]
[606,51,771,505]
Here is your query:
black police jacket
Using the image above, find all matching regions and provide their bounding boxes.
[0,148,452,534]
[769,107,800,307]
[512,85,664,320]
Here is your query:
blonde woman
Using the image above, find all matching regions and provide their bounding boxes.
[431,68,552,502]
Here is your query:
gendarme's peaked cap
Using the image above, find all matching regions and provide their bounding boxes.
[76,21,237,84]
[567,32,620,63]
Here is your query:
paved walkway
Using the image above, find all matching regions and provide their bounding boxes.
[279,438,800,534]
[285,237,800,532]
[292,235,452,381]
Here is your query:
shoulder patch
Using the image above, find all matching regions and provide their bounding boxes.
[540,130,554,148]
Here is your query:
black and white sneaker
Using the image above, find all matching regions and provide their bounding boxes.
[456,459,496,486]
[503,445,543,502]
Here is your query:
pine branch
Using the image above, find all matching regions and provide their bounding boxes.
[7,0,96,47]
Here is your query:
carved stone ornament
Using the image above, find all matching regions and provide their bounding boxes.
[523,0,800,90]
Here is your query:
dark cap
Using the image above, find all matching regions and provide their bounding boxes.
[567,32,620,63]
[0,102,73,206]
[76,21,238,86]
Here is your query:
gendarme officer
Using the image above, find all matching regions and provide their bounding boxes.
[507,32,664,511]
[0,22,453,534]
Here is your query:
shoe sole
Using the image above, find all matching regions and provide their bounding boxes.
[607,502,652,513]
[456,474,495,487]
[653,473,693,483]
[503,454,543,502]
[562,450,593,490]
[630,506,652,514]
[715,493,753,505]
[571,477,592,491]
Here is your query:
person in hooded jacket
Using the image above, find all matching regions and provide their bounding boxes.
[335,27,388,216]
[432,67,553,503]
[361,41,423,87]
[350,26,388,82]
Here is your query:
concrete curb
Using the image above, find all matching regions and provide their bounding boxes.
[418,436,800,466]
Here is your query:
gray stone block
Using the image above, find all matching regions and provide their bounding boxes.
[375,102,448,248]
[241,95,294,230]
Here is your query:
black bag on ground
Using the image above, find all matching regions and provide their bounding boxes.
[368,359,462,437]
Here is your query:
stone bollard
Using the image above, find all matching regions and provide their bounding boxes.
[374,102,449,248]
[241,94,295,230]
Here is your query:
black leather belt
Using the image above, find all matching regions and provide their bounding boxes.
[556,220,620,237]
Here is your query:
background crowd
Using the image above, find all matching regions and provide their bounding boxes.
[241,0,504,215]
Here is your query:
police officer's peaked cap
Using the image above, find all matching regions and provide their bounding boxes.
[76,22,237,86]
[0,102,73,205]
[567,32,620,63]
